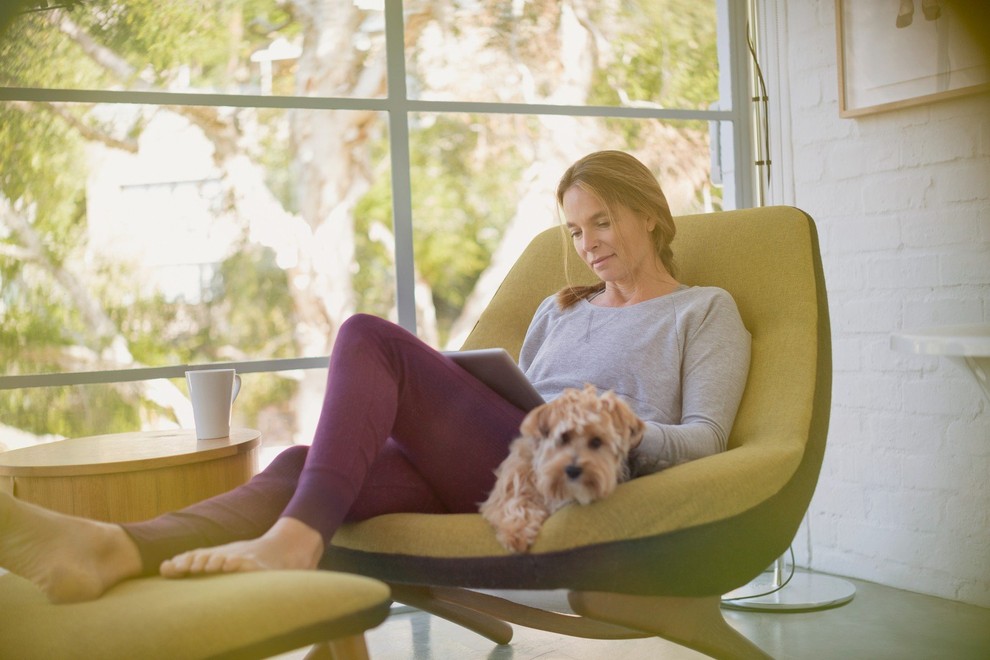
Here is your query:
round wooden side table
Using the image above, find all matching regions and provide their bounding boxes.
[0,428,260,523]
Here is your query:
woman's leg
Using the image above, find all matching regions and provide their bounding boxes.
[124,439,448,572]
[342,439,450,521]
[147,314,525,576]
[121,444,311,573]
[281,313,527,540]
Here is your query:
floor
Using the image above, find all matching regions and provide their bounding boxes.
[279,570,990,660]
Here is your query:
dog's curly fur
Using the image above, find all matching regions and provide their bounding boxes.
[480,384,645,553]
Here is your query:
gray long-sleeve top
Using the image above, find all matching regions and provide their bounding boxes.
[518,285,751,476]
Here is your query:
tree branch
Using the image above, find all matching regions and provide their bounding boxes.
[51,11,240,161]
[50,9,151,85]
[8,99,139,152]
[1,197,126,353]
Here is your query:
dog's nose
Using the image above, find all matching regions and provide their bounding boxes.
[565,465,583,480]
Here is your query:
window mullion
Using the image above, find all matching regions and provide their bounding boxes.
[724,0,756,209]
[384,0,417,334]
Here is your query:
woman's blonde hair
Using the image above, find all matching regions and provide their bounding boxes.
[555,150,676,308]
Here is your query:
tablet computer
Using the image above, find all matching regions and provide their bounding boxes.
[444,348,546,412]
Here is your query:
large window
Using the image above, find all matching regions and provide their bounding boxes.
[0,0,753,450]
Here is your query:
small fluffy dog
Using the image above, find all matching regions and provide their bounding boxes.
[480,384,645,553]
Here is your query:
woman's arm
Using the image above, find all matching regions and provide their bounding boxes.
[630,291,751,476]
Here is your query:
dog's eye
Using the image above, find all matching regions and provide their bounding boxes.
[560,432,571,445]
[588,436,603,450]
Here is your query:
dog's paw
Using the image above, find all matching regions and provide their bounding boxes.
[485,500,549,553]
[494,518,542,553]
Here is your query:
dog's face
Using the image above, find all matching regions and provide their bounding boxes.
[520,384,645,506]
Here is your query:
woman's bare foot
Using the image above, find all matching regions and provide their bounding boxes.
[160,517,324,578]
[0,493,142,603]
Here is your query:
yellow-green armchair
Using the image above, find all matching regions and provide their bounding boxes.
[326,206,831,659]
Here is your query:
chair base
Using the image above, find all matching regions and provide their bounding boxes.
[570,591,772,660]
[390,584,771,659]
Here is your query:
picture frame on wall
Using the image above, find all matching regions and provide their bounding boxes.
[835,0,989,118]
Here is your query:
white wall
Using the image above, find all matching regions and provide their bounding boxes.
[759,0,990,607]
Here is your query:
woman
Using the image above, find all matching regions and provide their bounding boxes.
[0,151,751,603]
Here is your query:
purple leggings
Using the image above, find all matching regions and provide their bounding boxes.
[122,314,526,572]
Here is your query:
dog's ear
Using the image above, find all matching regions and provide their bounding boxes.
[600,391,645,448]
[626,416,646,448]
[519,402,554,438]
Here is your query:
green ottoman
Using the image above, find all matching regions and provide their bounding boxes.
[0,569,390,659]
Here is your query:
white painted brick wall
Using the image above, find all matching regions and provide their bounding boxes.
[764,0,990,607]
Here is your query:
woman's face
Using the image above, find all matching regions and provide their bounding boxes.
[562,185,657,286]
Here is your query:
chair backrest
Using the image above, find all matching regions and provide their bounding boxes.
[463,206,832,535]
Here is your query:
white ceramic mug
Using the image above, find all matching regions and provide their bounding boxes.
[186,368,242,440]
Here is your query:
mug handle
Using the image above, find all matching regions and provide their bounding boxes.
[232,374,242,403]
